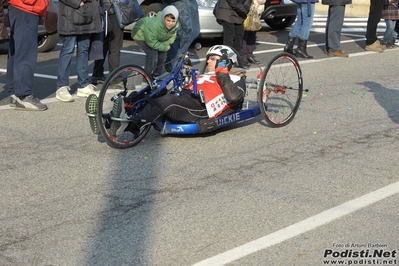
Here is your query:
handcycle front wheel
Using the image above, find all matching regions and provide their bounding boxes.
[96,64,153,149]
[257,52,303,127]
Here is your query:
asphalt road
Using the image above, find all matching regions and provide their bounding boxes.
[0,17,398,266]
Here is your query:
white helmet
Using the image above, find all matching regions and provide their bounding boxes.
[206,45,238,65]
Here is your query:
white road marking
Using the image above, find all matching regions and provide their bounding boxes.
[192,181,399,266]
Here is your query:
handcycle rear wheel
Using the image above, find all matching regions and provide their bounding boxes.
[257,52,303,127]
[96,64,153,149]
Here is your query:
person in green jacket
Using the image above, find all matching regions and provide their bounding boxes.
[132,5,179,77]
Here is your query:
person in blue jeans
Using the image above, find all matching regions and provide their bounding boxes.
[6,1,48,111]
[283,0,319,59]
[381,0,399,49]
[163,0,200,71]
[55,0,103,102]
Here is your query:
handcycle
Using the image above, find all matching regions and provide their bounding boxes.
[87,50,304,149]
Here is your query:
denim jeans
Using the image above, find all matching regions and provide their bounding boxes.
[384,19,396,43]
[57,34,91,88]
[289,3,315,40]
[6,6,40,97]
[164,0,200,67]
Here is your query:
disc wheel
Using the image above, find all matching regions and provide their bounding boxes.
[257,52,303,127]
[96,64,153,149]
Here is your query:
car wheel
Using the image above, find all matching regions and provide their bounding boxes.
[264,16,296,30]
[38,32,59,53]
[141,3,163,17]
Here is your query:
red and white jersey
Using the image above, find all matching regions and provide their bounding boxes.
[186,73,241,118]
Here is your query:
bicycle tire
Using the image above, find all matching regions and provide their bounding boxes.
[96,64,153,149]
[257,52,303,127]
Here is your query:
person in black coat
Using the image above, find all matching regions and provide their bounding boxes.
[322,0,352,57]
[55,0,103,102]
[213,0,251,58]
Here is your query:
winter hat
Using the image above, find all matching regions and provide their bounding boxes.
[162,5,179,21]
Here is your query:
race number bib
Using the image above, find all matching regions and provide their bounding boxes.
[205,93,227,118]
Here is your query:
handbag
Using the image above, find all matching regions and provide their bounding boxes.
[243,4,262,32]
[112,0,144,29]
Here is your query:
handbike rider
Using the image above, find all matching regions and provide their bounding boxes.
[86,45,247,136]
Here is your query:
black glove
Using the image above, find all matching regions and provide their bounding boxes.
[216,49,232,69]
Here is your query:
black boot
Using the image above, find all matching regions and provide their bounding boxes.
[295,39,313,59]
[284,36,296,54]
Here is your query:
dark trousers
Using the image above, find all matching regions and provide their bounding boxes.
[138,91,207,123]
[241,31,257,59]
[6,6,39,97]
[135,40,167,76]
[365,0,384,45]
[221,21,244,53]
[93,14,123,77]
[325,5,346,51]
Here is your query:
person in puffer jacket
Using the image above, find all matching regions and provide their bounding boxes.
[283,0,319,59]
[132,5,179,77]
[55,0,103,102]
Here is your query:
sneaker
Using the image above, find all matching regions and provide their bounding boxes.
[365,40,384,53]
[15,95,47,111]
[110,97,129,137]
[85,94,100,134]
[77,84,98,98]
[394,39,399,46]
[385,42,395,49]
[10,94,17,107]
[91,75,106,85]
[377,40,387,50]
[56,86,74,102]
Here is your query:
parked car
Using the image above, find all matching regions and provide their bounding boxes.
[3,4,59,53]
[124,0,297,38]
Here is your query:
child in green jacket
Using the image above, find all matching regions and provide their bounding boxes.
[132,6,179,77]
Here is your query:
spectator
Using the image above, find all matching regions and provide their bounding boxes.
[365,0,386,52]
[55,0,103,102]
[163,0,200,72]
[381,0,399,49]
[322,0,352,57]
[213,0,252,59]
[6,0,48,110]
[241,0,266,66]
[284,0,319,59]
[131,6,179,77]
[91,0,124,85]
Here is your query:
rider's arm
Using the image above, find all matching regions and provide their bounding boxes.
[215,66,246,104]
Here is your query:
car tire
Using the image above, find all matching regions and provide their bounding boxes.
[141,3,163,17]
[264,16,296,30]
[38,32,59,53]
